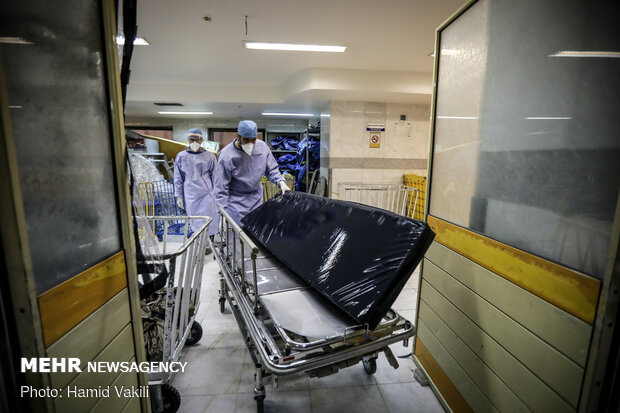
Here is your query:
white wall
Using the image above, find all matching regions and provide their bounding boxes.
[327,101,431,198]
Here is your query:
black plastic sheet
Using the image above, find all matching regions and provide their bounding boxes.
[241,192,435,329]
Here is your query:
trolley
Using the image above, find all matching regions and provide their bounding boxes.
[212,209,416,412]
[139,215,212,413]
[337,182,420,219]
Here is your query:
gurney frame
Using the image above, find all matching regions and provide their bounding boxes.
[211,209,416,412]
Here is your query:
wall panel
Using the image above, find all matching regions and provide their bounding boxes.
[47,290,132,389]
[425,241,590,365]
[424,258,582,406]
[421,281,576,410]
[418,321,499,413]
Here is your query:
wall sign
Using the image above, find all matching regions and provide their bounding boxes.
[366,122,385,132]
[369,132,381,148]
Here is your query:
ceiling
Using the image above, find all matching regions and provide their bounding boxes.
[125,0,465,121]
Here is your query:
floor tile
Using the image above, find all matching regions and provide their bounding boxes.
[172,347,245,396]
[177,394,237,413]
[372,345,416,385]
[392,289,418,311]
[310,385,388,413]
[196,328,247,350]
[378,382,446,413]
[236,390,312,413]
[308,362,375,389]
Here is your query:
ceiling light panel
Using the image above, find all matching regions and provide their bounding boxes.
[262,112,314,117]
[549,51,620,58]
[158,111,213,115]
[525,116,571,120]
[245,42,346,53]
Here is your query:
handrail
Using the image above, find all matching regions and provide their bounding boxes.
[219,208,260,258]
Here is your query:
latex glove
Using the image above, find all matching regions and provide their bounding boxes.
[177,197,185,210]
[279,181,290,193]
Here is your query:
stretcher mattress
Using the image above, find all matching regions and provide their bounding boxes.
[241,192,435,329]
[229,234,350,338]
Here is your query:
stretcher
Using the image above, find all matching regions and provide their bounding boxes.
[211,208,416,413]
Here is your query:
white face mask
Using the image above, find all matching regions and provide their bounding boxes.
[189,142,201,152]
[241,142,254,156]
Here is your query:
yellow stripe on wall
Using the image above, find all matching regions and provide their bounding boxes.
[427,215,600,324]
[38,251,127,347]
[415,337,474,413]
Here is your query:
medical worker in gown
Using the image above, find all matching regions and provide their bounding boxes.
[214,120,290,224]
[174,128,218,236]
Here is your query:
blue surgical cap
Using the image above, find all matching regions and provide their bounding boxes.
[188,128,203,137]
[237,120,257,138]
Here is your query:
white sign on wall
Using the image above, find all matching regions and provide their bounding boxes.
[366,122,385,132]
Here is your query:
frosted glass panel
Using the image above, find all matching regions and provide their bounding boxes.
[429,0,620,278]
[2,0,122,292]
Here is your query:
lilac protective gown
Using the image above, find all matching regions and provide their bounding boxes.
[174,149,218,235]
[214,139,285,224]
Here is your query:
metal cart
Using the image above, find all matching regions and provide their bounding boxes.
[140,215,212,413]
[337,183,420,219]
[212,209,415,413]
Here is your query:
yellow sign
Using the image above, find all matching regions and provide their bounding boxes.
[369,132,381,148]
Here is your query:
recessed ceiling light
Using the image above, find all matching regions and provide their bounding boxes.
[158,111,213,115]
[549,51,620,58]
[0,37,33,45]
[525,116,571,120]
[116,36,150,46]
[262,112,314,117]
[245,42,346,53]
[437,116,478,119]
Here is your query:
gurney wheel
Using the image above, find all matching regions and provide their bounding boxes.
[185,321,203,346]
[363,357,377,375]
[254,395,265,413]
[161,384,181,413]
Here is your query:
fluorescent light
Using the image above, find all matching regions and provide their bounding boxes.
[549,51,620,58]
[526,116,571,120]
[245,42,346,53]
[262,112,314,117]
[437,116,478,120]
[0,37,33,45]
[116,36,150,46]
[320,114,331,117]
[158,111,213,115]
[9,105,22,109]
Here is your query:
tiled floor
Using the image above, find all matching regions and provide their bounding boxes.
[172,257,445,413]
